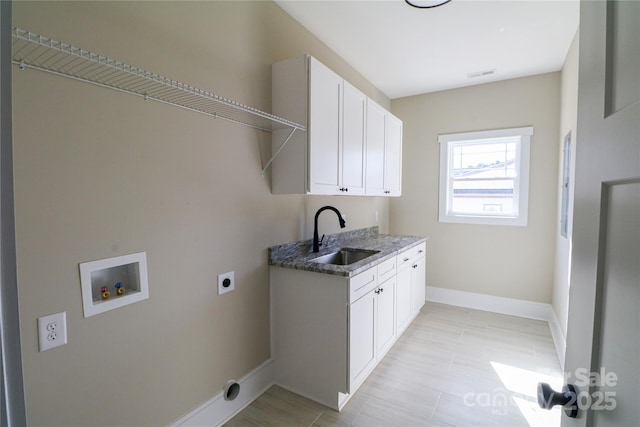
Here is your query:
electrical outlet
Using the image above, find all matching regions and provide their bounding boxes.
[218,271,235,295]
[38,312,67,352]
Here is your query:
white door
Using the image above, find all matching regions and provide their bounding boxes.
[308,57,342,194]
[365,99,387,196]
[396,264,412,334]
[410,255,426,316]
[342,81,367,195]
[384,113,403,196]
[376,278,396,357]
[561,1,639,425]
[349,289,377,392]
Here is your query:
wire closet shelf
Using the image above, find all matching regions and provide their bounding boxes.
[11,27,305,174]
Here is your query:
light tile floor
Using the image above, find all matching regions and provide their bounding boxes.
[225,302,564,426]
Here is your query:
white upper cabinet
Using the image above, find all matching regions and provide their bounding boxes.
[308,58,343,194]
[365,98,402,197]
[271,55,399,196]
[364,99,385,195]
[384,113,403,197]
[340,81,367,195]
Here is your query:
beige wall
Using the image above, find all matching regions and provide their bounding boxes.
[12,2,389,425]
[552,30,579,339]
[390,73,560,303]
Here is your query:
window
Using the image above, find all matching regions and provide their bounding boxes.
[438,127,533,226]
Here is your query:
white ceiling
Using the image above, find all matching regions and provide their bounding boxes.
[275,0,580,99]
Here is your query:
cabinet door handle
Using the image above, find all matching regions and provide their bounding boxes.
[412,264,417,268]
[403,257,410,262]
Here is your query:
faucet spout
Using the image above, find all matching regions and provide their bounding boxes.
[313,206,346,252]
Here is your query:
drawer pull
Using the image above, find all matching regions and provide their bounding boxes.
[403,257,410,262]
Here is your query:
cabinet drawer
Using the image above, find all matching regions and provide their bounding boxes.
[396,248,413,270]
[412,242,426,259]
[377,257,396,283]
[349,266,378,304]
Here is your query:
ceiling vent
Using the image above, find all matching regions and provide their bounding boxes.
[467,69,497,79]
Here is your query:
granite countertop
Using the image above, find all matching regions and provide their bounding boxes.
[268,226,427,277]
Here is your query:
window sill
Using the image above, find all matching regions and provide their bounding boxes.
[439,213,528,227]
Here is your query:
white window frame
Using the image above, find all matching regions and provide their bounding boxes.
[438,126,533,226]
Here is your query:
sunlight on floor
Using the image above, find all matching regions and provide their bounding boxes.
[491,361,563,427]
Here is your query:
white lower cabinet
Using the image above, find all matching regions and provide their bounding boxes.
[411,249,426,315]
[396,242,426,335]
[349,286,377,390]
[349,274,396,393]
[376,276,397,357]
[271,243,424,411]
[396,264,413,335]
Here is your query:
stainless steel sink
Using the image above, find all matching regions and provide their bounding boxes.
[310,248,380,266]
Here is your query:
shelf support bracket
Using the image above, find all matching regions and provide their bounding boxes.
[261,127,298,176]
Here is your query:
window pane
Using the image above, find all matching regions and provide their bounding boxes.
[450,138,519,216]
[452,140,517,179]
[452,178,516,215]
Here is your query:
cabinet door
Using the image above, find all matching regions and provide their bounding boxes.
[376,277,396,357]
[365,99,386,196]
[396,265,412,335]
[384,113,403,196]
[309,58,342,194]
[349,290,377,392]
[341,81,366,195]
[410,256,426,316]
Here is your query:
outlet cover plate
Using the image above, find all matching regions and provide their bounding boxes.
[218,271,235,295]
[38,311,67,352]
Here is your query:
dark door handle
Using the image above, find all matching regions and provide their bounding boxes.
[537,382,578,418]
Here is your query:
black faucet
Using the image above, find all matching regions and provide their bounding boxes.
[313,206,346,252]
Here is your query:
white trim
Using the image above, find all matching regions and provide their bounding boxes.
[425,286,565,366]
[438,126,533,144]
[170,359,274,427]
[547,308,566,371]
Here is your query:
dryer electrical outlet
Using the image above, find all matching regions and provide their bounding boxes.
[218,271,235,295]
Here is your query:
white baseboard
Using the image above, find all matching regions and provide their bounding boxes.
[170,359,274,427]
[547,308,566,370]
[425,286,566,367]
